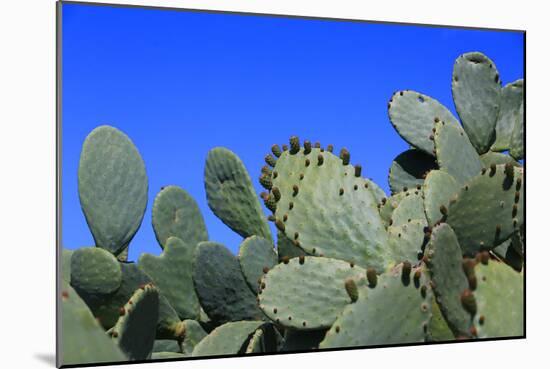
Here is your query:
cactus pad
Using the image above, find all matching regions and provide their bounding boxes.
[424,224,471,337]
[270,145,390,270]
[446,165,524,255]
[111,284,159,360]
[422,170,460,227]
[152,186,208,249]
[192,321,264,357]
[319,263,432,348]
[388,90,461,155]
[258,256,366,330]
[469,260,523,338]
[426,298,454,341]
[61,281,126,365]
[276,231,307,261]
[152,340,181,353]
[479,151,520,168]
[139,237,200,321]
[238,236,278,293]
[433,120,482,186]
[389,149,437,194]
[390,192,427,227]
[205,147,272,242]
[452,52,501,154]
[180,320,207,356]
[193,241,264,323]
[492,79,524,152]
[70,247,122,295]
[509,101,524,160]
[78,125,148,255]
[493,237,523,272]
[387,220,426,264]
[61,248,74,283]
[150,352,186,359]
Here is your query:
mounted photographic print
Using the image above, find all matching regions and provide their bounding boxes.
[57,1,525,367]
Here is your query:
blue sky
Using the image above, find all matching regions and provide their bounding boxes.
[61,3,524,261]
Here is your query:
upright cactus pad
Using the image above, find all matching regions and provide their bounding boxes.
[433,120,482,186]
[78,125,148,255]
[192,321,265,357]
[61,281,126,365]
[61,248,74,283]
[193,241,264,323]
[70,247,122,295]
[111,284,159,360]
[424,224,472,337]
[509,101,524,160]
[446,165,524,255]
[479,151,521,168]
[390,192,427,227]
[258,257,366,330]
[152,186,208,249]
[180,320,208,356]
[452,52,501,154]
[139,237,201,320]
[319,263,432,348]
[389,149,437,194]
[388,90,461,155]
[238,236,278,294]
[468,260,523,338]
[492,79,524,152]
[267,140,390,270]
[205,147,272,242]
[422,170,460,227]
[387,220,426,264]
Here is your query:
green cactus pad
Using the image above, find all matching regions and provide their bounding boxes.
[111,284,159,360]
[387,220,426,264]
[469,260,523,338]
[258,257,366,330]
[139,237,200,321]
[366,179,387,204]
[280,329,327,352]
[509,101,524,160]
[192,321,264,357]
[452,52,501,154]
[446,165,524,255]
[388,90,461,155]
[61,249,74,283]
[205,147,272,242]
[238,236,278,293]
[424,224,472,337]
[320,263,432,348]
[152,340,181,353]
[61,281,126,365]
[433,120,482,186]
[276,231,307,261]
[390,192,427,227]
[389,149,437,194]
[78,125,148,255]
[271,146,390,270]
[152,186,208,249]
[422,170,460,227]
[70,247,122,295]
[193,241,264,323]
[150,352,187,359]
[427,298,455,341]
[379,191,406,227]
[492,79,524,152]
[479,151,521,168]
[180,320,208,356]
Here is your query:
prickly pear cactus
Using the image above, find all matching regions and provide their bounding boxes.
[62,50,524,364]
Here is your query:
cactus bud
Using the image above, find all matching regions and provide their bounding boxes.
[271,144,282,157]
[327,144,334,152]
[461,289,477,315]
[314,142,321,149]
[259,174,272,190]
[282,144,288,151]
[354,165,362,177]
[440,205,448,216]
[272,187,281,202]
[299,255,305,264]
[303,140,312,155]
[344,278,358,303]
[489,163,496,176]
[317,154,324,166]
[292,185,299,196]
[265,154,277,167]
[289,136,300,154]
[366,268,377,287]
[402,261,412,282]
[275,219,285,232]
[305,158,310,167]
[504,163,514,179]
[339,148,350,165]
[282,256,290,264]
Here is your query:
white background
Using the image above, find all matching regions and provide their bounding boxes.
[0,0,546,368]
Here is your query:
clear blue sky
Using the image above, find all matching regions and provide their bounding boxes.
[61,3,524,261]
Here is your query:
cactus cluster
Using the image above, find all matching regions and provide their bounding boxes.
[60,51,524,366]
